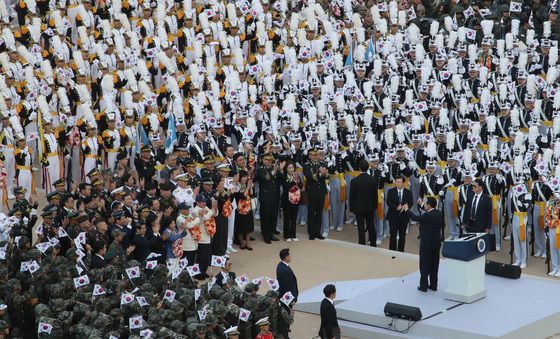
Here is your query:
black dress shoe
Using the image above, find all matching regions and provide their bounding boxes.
[316,235,325,240]
[271,237,280,241]
[250,236,255,241]
[428,286,437,291]
[264,239,272,244]
[417,286,427,292]
[274,230,280,235]
[309,236,315,240]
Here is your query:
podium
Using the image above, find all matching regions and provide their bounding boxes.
[442,233,490,303]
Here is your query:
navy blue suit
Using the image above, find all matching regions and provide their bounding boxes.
[276,262,299,299]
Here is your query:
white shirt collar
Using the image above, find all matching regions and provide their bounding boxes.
[327,297,335,304]
[282,261,290,267]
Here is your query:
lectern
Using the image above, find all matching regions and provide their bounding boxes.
[442,233,490,303]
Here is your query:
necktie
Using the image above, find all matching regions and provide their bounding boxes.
[471,195,478,220]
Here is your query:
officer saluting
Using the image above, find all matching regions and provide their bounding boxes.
[304,148,328,240]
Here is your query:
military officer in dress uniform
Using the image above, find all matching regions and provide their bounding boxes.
[483,160,507,251]
[367,153,385,245]
[42,119,61,194]
[532,171,553,259]
[304,148,328,240]
[511,180,531,268]
[14,134,33,200]
[443,153,462,240]
[101,113,121,171]
[328,145,347,233]
[134,145,157,184]
[189,125,215,170]
[173,174,195,206]
[185,159,202,190]
[81,123,100,183]
[257,153,281,244]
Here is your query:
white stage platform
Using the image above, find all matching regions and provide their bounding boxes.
[296,263,560,339]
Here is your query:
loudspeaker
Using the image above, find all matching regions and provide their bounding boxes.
[485,260,521,279]
[383,302,422,321]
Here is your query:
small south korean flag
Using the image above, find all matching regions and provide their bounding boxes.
[238,308,251,322]
[58,227,68,238]
[211,255,226,267]
[267,278,279,291]
[139,329,153,338]
[197,308,208,321]
[121,293,135,305]
[136,296,149,307]
[252,277,264,287]
[280,291,295,307]
[38,322,53,334]
[163,289,176,303]
[27,260,40,274]
[125,266,140,279]
[235,274,249,288]
[463,6,475,19]
[465,28,477,41]
[186,264,200,277]
[129,315,144,330]
[92,284,106,296]
[145,260,157,270]
[75,232,87,244]
[407,6,416,21]
[194,289,201,301]
[35,242,51,254]
[73,275,90,289]
[171,266,182,280]
[179,257,189,269]
[510,1,522,12]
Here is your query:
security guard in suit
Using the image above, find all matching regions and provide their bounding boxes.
[303,148,329,240]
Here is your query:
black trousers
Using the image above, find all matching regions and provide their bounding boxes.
[211,215,228,256]
[260,198,279,241]
[283,202,298,239]
[182,250,197,267]
[355,211,376,246]
[197,243,212,275]
[307,195,325,237]
[419,244,440,289]
[389,220,408,252]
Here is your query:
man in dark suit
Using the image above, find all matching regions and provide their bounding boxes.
[349,160,378,246]
[90,243,107,269]
[404,197,443,292]
[461,178,493,233]
[133,223,163,262]
[319,284,340,339]
[386,176,413,252]
[215,258,236,288]
[276,248,299,299]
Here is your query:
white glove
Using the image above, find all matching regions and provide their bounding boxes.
[399,162,406,170]
[30,209,37,217]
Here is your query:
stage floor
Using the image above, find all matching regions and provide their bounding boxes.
[297,261,560,339]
